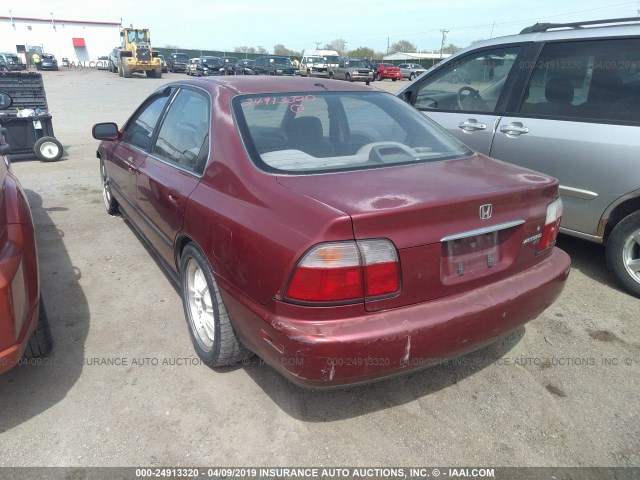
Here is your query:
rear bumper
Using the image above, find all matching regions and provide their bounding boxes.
[0,303,38,374]
[351,73,373,82]
[225,247,571,389]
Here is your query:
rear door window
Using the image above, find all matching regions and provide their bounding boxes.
[153,88,210,173]
[519,38,640,123]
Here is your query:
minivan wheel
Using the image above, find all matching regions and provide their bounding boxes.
[606,211,640,297]
[180,244,252,366]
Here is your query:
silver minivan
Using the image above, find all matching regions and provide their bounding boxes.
[397,18,640,297]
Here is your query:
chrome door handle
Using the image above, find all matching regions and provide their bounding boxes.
[499,123,530,136]
[458,120,487,132]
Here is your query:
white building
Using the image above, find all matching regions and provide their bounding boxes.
[383,52,452,61]
[0,14,120,66]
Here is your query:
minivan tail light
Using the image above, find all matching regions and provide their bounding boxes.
[285,239,400,304]
[538,197,563,254]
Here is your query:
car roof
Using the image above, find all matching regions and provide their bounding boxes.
[164,76,379,95]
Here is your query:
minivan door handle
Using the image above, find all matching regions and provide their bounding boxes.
[499,122,530,136]
[458,119,487,132]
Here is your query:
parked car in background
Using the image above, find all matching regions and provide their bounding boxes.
[158,55,168,73]
[0,58,7,71]
[166,52,190,73]
[398,63,426,80]
[0,53,26,71]
[186,58,199,76]
[376,63,402,81]
[234,59,255,75]
[253,56,297,75]
[397,17,640,297]
[221,57,239,75]
[449,68,473,84]
[39,53,59,71]
[92,76,570,387]
[300,49,340,78]
[331,59,373,84]
[97,55,110,70]
[191,56,224,76]
[108,47,120,73]
[0,93,52,375]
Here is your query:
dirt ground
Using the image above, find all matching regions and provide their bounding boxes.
[0,68,638,468]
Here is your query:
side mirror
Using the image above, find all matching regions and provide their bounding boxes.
[0,91,13,110]
[92,122,120,140]
[0,144,11,156]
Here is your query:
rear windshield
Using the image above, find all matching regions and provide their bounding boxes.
[233,91,471,175]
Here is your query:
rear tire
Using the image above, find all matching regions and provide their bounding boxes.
[100,159,119,215]
[180,244,252,366]
[123,64,132,78]
[24,296,52,359]
[34,136,63,162]
[606,211,640,297]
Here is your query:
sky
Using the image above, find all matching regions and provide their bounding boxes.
[5,0,640,54]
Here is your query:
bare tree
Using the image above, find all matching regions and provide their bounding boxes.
[389,40,417,54]
[325,39,347,56]
[350,46,375,60]
[442,43,460,54]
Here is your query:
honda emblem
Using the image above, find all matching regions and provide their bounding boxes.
[479,204,492,220]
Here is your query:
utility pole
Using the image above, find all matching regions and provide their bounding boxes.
[387,37,390,55]
[439,29,449,58]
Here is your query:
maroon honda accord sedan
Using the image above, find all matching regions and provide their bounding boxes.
[92,76,570,388]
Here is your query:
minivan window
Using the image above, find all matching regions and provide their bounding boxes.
[414,47,521,113]
[519,39,640,123]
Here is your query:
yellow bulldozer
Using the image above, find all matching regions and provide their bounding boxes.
[116,27,163,78]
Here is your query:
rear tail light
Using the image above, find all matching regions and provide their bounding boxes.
[537,197,563,254]
[285,239,400,304]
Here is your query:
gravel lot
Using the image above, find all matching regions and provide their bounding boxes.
[0,68,638,468]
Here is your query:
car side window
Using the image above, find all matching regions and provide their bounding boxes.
[414,47,521,113]
[519,39,640,123]
[153,88,210,173]
[122,93,172,150]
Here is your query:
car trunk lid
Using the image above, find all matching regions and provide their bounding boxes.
[277,154,560,309]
